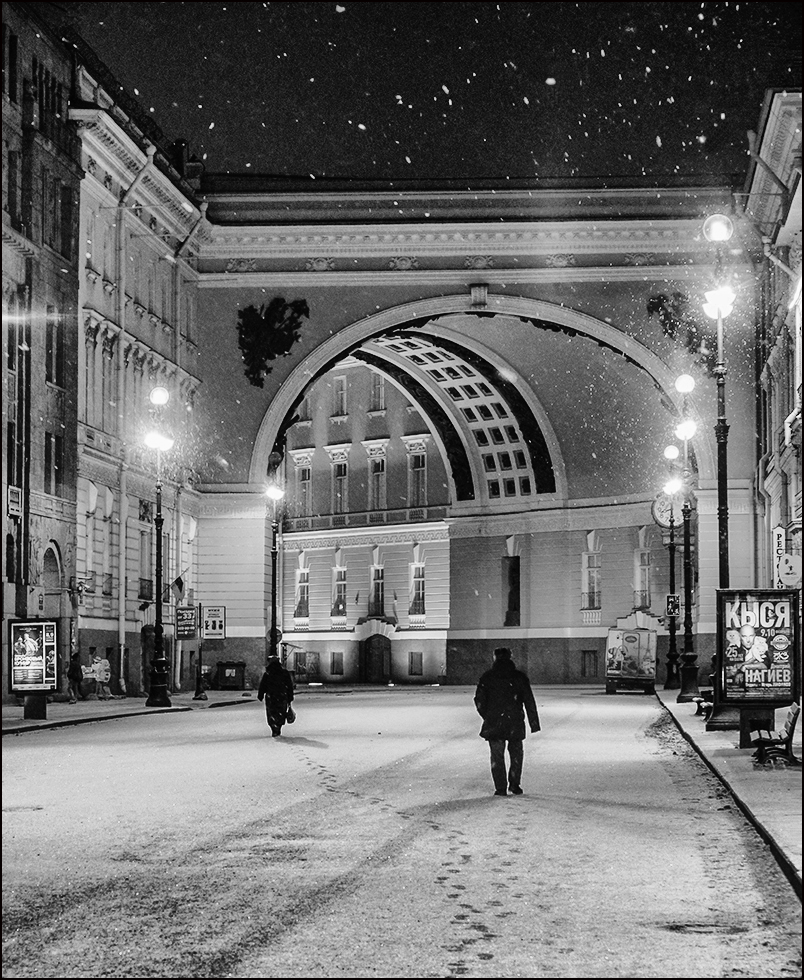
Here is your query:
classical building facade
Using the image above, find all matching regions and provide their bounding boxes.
[2,0,82,677]
[2,2,800,700]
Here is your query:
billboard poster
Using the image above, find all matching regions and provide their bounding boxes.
[606,629,657,681]
[9,620,58,693]
[718,590,800,703]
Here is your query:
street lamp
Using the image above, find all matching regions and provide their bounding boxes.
[266,481,285,663]
[702,213,736,589]
[660,457,682,690]
[144,386,174,707]
[671,408,700,703]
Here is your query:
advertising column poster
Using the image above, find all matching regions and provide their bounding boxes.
[718,590,799,703]
[9,621,59,693]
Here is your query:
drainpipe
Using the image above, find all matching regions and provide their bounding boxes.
[116,144,156,693]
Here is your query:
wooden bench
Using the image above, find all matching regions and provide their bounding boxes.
[749,702,801,766]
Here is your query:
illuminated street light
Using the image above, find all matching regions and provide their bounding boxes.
[266,481,286,664]
[145,387,173,708]
[702,214,736,589]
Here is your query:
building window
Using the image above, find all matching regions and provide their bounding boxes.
[101,519,113,595]
[408,651,423,676]
[410,564,425,616]
[369,566,385,618]
[409,453,426,507]
[44,432,64,496]
[333,461,348,514]
[634,550,651,609]
[502,556,520,627]
[297,466,311,517]
[45,306,64,387]
[582,551,601,609]
[582,650,599,678]
[370,372,385,411]
[332,567,347,617]
[370,457,386,511]
[331,651,344,675]
[6,532,16,582]
[295,568,309,618]
[139,529,153,599]
[333,376,347,417]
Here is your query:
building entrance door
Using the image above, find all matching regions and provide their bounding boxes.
[361,634,391,684]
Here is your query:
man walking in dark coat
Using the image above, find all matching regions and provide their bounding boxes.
[474,647,540,796]
[257,656,295,737]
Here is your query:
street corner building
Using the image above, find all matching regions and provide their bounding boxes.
[2,2,802,702]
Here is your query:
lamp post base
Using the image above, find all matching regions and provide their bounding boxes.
[145,660,172,707]
[676,663,700,702]
[663,658,681,690]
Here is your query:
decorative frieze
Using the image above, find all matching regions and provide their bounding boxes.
[305,257,335,272]
[388,256,419,271]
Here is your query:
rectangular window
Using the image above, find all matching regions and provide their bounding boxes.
[583,552,601,609]
[635,550,651,609]
[333,461,348,514]
[370,372,385,411]
[297,466,311,517]
[139,529,153,599]
[332,567,347,617]
[370,457,386,510]
[102,519,112,595]
[333,376,347,416]
[408,651,423,676]
[296,569,309,618]
[369,566,385,618]
[409,453,426,507]
[410,564,425,616]
[45,306,64,386]
[60,183,73,260]
[44,432,63,496]
[6,422,17,489]
[7,149,19,224]
[502,556,520,627]
[331,651,344,675]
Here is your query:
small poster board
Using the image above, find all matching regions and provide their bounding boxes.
[605,628,657,694]
[175,606,198,639]
[9,620,58,693]
[718,589,799,703]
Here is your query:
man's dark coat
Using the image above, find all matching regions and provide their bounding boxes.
[474,658,540,740]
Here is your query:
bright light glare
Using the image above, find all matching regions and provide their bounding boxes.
[675,374,695,394]
[675,419,697,441]
[664,479,682,496]
[702,213,734,243]
[265,484,285,501]
[149,386,170,406]
[664,445,680,460]
[144,430,174,452]
[703,286,735,320]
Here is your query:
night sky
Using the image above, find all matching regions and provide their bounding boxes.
[62,1,801,182]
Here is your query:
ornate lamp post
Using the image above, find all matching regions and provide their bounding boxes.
[144,386,174,707]
[702,213,736,589]
[661,462,682,691]
[266,481,285,662]
[674,412,700,703]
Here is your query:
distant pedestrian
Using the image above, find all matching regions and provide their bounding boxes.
[66,653,84,703]
[474,647,540,796]
[257,656,295,737]
[92,655,114,699]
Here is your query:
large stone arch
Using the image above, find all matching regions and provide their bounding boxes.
[248,294,717,486]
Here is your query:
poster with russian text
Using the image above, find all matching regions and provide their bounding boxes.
[718,590,799,703]
[9,620,58,693]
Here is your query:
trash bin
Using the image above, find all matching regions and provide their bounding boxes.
[216,661,246,690]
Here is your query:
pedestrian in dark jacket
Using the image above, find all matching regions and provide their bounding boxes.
[66,652,84,703]
[257,656,295,737]
[474,647,540,796]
